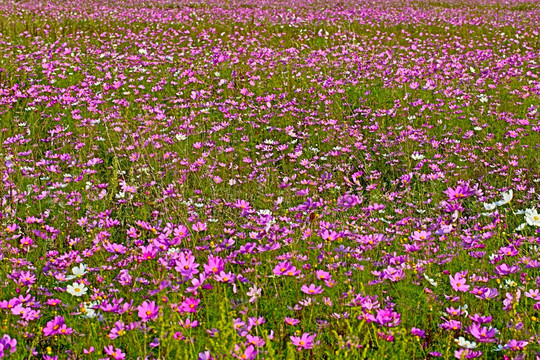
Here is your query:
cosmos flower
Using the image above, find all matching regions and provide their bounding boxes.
[468,323,498,343]
[455,337,476,349]
[503,339,528,351]
[411,230,432,242]
[285,317,300,326]
[300,284,323,295]
[66,264,87,280]
[316,270,331,281]
[66,282,88,297]
[0,334,17,357]
[246,285,262,303]
[103,345,126,360]
[234,345,257,359]
[454,348,482,359]
[43,316,72,336]
[290,333,317,350]
[524,208,540,227]
[449,273,470,292]
[444,185,475,200]
[137,301,159,322]
[203,256,224,275]
[494,190,512,206]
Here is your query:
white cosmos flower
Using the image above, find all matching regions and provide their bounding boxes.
[411,153,424,160]
[67,282,88,297]
[455,337,477,349]
[495,190,513,206]
[66,264,87,280]
[423,273,438,287]
[81,301,99,318]
[515,223,526,231]
[451,210,460,223]
[525,208,540,227]
[483,202,497,211]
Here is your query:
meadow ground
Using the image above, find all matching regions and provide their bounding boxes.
[0,0,540,358]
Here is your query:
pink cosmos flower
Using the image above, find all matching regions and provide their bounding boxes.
[203,256,224,275]
[494,263,519,276]
[173,224,189,240]
[179,297,200,313]
[315,270,331,281]
[411,328,425,338]
[454,348,482,359]
[468,322,498,343]
[272,261,300,277]
[301,284,323,295]
[290,333,317,350]
[214,271,235,283]
[234,199,251,210]
[109,321,126,340]
[524,289,540,300]
[198,351,213,360]
[440,319,461,331]
[320,229,339,242]
[246,334,265,347]
[503,339,528,351]
[449,273,470,292]
[0,334,17,356]
[175,252,199,278]
[137,301,159,322]
[104,345,126,360]
[234,344,257,359]
[411,230,432,242]
[43,316,73,336]
[192,221,207,232]
[444,184,475,200]
[179,317,198,329]
[375,309,401,327]
[285,317,300,326]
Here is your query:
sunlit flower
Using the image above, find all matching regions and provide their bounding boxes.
[66,264,87,280]
[66,282,88,297]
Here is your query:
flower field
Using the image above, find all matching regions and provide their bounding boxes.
[0,0,540,358]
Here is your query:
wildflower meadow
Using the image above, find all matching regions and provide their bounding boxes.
[0,0,540,358]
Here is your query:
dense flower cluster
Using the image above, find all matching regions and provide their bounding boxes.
[0,0,539,358]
